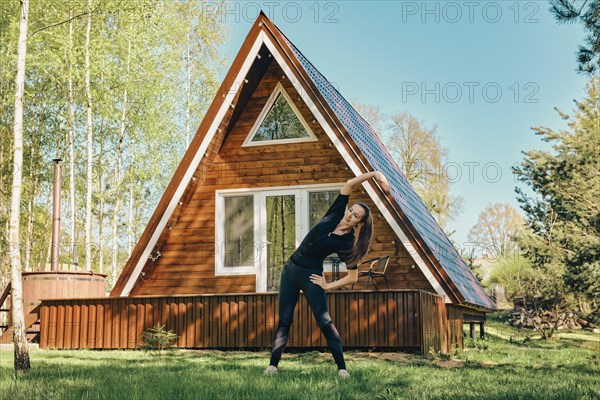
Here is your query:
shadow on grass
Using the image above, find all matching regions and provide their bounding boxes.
[1,349,413,400]
[2,347,599,400]
[425,388,599,400]
[481,325,599,351]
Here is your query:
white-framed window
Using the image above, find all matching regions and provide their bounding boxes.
[242,82,318,147]
[215,184,348,291]
[215,193,259,275]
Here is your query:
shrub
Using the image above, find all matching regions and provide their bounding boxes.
[139,324,179,355]
[465,338,489,351]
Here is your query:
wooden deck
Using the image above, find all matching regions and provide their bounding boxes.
[39,289,457,354]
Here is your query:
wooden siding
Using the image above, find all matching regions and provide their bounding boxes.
[39,290,450,352]
[419,291,449,354]
[130,59,434,297]
[446,305,464,350]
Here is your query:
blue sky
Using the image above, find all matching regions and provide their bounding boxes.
[214,1,589,248]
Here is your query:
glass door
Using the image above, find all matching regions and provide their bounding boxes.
[266,194,296,291]
[257,190,302,292]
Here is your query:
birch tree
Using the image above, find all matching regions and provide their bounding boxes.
[10,0,30,373]
[67,6,78,268]
[84,0,94,271]
[0,1,20,288]
[0,0,228,288]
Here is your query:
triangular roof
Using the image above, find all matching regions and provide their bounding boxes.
[111,13,495,311]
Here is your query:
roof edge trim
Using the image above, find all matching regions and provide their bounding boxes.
[117,31,268,296]
[260,33,451,301]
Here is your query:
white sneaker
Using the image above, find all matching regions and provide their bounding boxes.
[264,365,278,375]
[338,369,350,378]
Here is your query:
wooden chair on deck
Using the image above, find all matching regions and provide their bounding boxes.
[351,255,391,290]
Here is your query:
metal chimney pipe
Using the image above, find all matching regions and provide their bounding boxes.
[50,158,62,271]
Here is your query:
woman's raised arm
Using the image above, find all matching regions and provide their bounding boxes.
[340,171,390,195]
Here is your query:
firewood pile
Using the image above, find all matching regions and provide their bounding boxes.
[507,309,599,332]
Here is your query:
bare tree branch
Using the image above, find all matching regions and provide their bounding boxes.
[28,4,101,39]
[27,0,125,39]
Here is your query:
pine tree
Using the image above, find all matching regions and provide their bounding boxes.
[550,0,600,75]
[513,78,600,312]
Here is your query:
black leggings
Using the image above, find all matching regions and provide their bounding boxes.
[268,260,346,370]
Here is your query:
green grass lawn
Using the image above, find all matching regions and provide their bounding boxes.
[1,312,598,400]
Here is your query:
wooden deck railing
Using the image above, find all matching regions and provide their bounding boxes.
[39,289,448,353]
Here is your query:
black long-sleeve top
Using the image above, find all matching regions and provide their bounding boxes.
[289,193,357,270]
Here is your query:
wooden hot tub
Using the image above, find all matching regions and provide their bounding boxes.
[22,270,107,314]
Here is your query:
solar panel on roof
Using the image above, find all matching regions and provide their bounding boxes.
[278,32,495,310]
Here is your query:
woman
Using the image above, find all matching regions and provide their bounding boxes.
[264,171,390,378]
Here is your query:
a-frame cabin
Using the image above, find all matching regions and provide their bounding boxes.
[38,13,495,353]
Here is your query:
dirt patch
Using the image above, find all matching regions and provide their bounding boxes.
[345,351,465,368]
[180,348,472,369]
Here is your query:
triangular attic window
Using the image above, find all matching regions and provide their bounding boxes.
[243,82,316,146]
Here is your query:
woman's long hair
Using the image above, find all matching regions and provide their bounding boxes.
[346,202,373,266]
